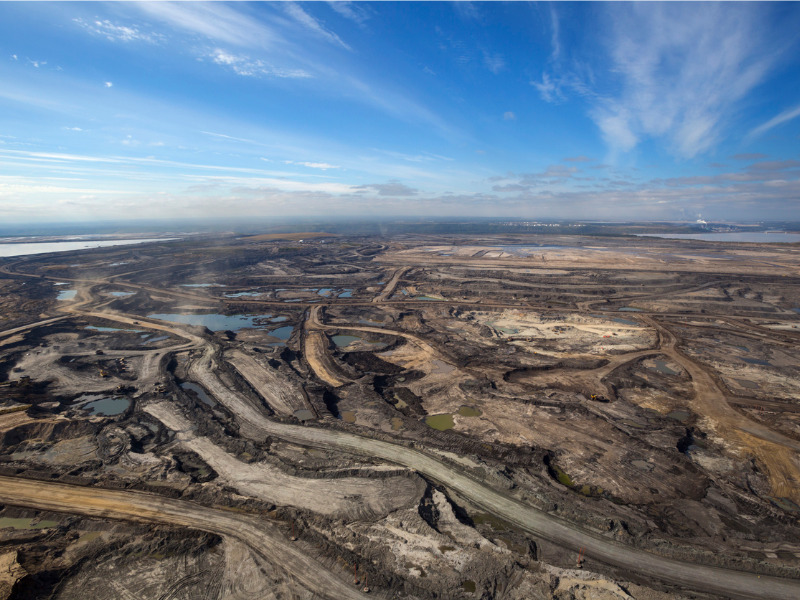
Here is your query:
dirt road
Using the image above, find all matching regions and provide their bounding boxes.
[0,476,372,600]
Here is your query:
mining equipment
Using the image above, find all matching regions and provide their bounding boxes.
[362,572,370,594]
[289,521,297,542]
[576,547,585,568]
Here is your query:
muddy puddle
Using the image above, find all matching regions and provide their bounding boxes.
[109,291,133,297]
[0,518,58,530]
[415,295,443,301]
[341,411,356,423]
[147,313,274,331]
[740,357,772,367]
[57,289,77,301]
[667,410,691,423]
[180,382,215,406]
[338,290,353,298]
[619,307,643,312]
[735,378,760,390]
[293,409,315,421]
[457,406,482,417]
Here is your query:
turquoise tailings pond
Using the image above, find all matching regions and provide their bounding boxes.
[147,313,275,331]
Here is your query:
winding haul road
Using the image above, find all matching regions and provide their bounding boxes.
[0,476,369,600]
[2,260,800,598]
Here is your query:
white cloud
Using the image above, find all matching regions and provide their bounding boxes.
[64,127,83,132]
[73,18,162,43]
[209,48,311,79]
[531,72,562,104]
[283,159,340,170]
[104,81,113,88]
[327,1,370,26]
[503,111,516,121]
[483,51,505,74]
[548,6,561,62]
[747,104,800,140]
[590,3,780,158]
[10,54,17,61]
[282,2,351,51]
[29,59,46,68]
[135,1,279,49]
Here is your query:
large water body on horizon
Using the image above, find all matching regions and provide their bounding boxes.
[0,238,179,258]
[637,233,800,243]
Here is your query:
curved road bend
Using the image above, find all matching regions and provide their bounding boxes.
[0,476,370,600]
[13,304,800,599]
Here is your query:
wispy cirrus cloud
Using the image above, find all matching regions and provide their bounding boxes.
[482,50,505,74]
[534,4,792,160]
[209,49,310,79]
[591,3,782,158]
[281,2,351,51]
[327,1,371,27]
[73,18,162,43]
[135,1,279,48]
[747,104,800,141]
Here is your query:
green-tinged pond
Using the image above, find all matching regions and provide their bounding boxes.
[0,517,58,530]
[425,413,454,431]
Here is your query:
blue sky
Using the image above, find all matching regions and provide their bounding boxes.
[1,1,799,224]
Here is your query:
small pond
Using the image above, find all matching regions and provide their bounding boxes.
[147,313,273,331]
[180,382,215,406]
[294,409,315,421]
[425,413,455,431]
[85,325,143,333]
[269,326,294,341]
[332,335,361,348]
[57,289,77,301]
[653,359,679,375]
[618,307,643,312]
[74,395,130,416]
[224,291,263,297]
[109,291,133,297]
[180,283,225,288]
[338,290,353,298]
